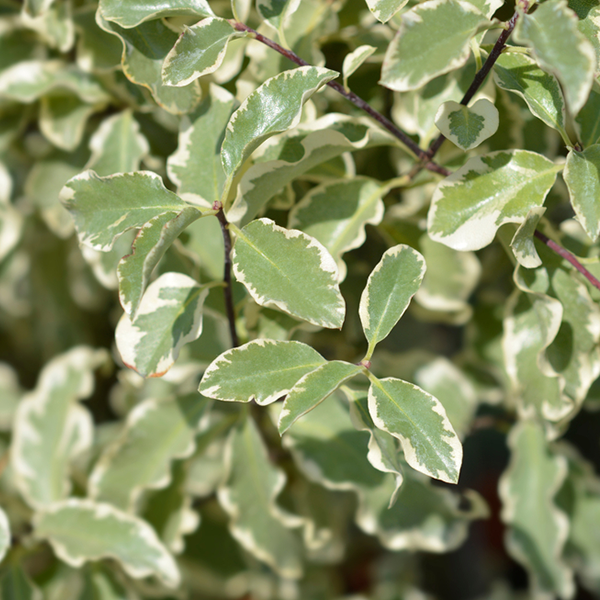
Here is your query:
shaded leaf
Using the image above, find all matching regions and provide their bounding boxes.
[514,0,595,114]
[232,218,345,328]
[342,45,376,89]
[368,376,462,483]
[279,361,363,433]
[200,339,326,404]
[0,565,42,600]
[115,272,210,378]
[576,82,600,147]
[510,206,546,269]
[380,0,491,92]
[90,395,210,511]
[427,150,560,251]
[359,245,426,354]
[0,506,10,562]
[257,0,301,29]
[221,66,338,182]
[34,498,180,588]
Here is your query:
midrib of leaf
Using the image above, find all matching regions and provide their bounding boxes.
[368,375,454,474]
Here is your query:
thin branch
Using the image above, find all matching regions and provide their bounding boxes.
[230,21,450,177]
[534,230,600,292]
[426,8,522,160]
[214,202,240,347]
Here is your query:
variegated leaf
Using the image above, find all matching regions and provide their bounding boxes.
[98,0,214,28]
[232,218,345,328]
[0,507,10,563]
[342,45,376,89]
[199,339,326,404]
[365,0,408,23]
[510,206,546,269]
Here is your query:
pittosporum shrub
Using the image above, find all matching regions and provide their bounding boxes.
[2,0,600,598]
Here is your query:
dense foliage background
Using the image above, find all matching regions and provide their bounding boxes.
[3,0,600,598]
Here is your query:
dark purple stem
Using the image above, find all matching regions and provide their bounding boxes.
[426,9,521,159]
[534,230,600,291]
[231,21,450,177]
[214,203,239,347]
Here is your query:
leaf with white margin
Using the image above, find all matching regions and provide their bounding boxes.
[163,18,240,87]
[89,395,210,511]
[115,272,210,378]
[227,114,400,226]
[576,82,600,147]
[0,564,42,600]
[85,110,149,176]
[279,361,363,434]
[0,506,9,562]
[117,207,206,319]
[167,83,238,207]
[218,415,303,578]
[367,375,462,484]
[257,0,301,30]
[232,218,345,328]
[96,13,201,115]
[365,0,408,23]
[359,245,426,356]
[60,170,198,251]
[503,290,569,422]
[0,162,22,263]
[435,99,499,151]
[34,498,180,588]
[39,94,102,152]
[463,0,503,17]
[415,234,481,322]
[74,5,122,72]
[564,145,600,242]
[345,388,404,506]
[499,420,574,599]
[494,51,568,139]
[427,150,561,252]
[510,206,546,269]
[288,177,385,282]
[11,346,108,509]
[380,0,491,92]
[0,362,21,430]
[342,45,376,89]
[514,0,595,115]
[21,1,75,54]
[143,460,199,554]
[98,0,214,28]
[221,66,338,183]
[515,247,600,407]
[199,339,326,404]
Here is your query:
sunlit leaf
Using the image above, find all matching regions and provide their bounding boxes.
[199,339,326,404]
[510,206,545,269]
[365,0,408,23]
[98,0,214,28]
[342,45,376,88]
[0,506,10,563]
[232,218,345,328]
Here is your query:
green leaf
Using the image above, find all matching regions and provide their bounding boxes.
[380,0,491,92]
[0,362,21,430]
[89,395,210,511]
[34,498,180,588]
[96,14,201,115]
[427,150,560,251]
[288,177,385,281]
[359,245,426,355]
[564,145,600,242]
[115,272,210,378]
[11,347,108,509]
[219,415,303,578]
[0,163,22,263]
[257,0,301,29]
[0,565,42,600]
[232,218,346,328]
[199,339,326,404]
[367,375,462,483]
[21,0,75,53]
[494,50,568,139]
[434,98,499,151]
[499,420,574,598]
[514,0,595,115]
[221,66,338,183]
[60,170,195,251]
[342,44,376,89]
[509,206,546,268]
[85,110,149,176]
[0,506,10,563]
[463,0,503,17]
[117,207,205,319]
[279,361,363,433]
[365,0,408,23]
[228,114,399,226]
[163,18,239,87]
[73,6,122,72]
[167,83,239,207]
[98,0,214,27]
[576,82,600,147]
